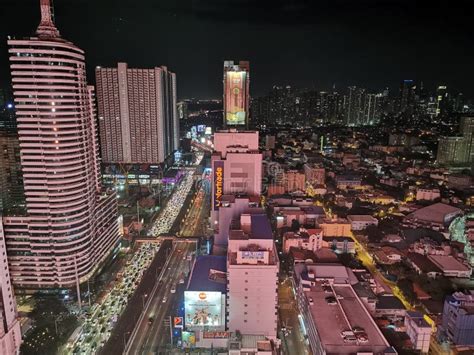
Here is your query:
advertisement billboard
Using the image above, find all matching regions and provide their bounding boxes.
[184,291,223,328]
[225,71,247,126]
[213,160,224,211]
[182,331,196,348]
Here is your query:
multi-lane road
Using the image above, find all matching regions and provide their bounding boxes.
[125,241,195,354]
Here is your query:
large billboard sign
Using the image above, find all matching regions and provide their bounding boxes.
[213,160,224,211]
[225,71,247,126]
[184,291,223,328]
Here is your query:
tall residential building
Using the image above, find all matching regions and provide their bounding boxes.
[345,86,366,126]
[223,61,250,128]
[227,212,279,340]
[460,116,474,163]
[437,116,474,166]
[96,62,178,164]
[0,132,23,212]
[3,0,120,289]
[0,223,21,354]
[439,291,474,346]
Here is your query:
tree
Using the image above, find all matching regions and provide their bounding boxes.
[366,225,383,243]
[290,219,300,231]
[397,278,416,304]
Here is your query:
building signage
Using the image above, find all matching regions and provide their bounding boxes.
[174,316,183,329]
[241,251,265,259]
[202,331,231,339]
[213,160,224,210]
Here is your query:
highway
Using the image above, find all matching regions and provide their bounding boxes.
[180,179,210,237]
[125,241,195,354]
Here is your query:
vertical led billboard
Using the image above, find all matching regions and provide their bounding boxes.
[225,71,247,126]
[184,291,223,328]
[213,160,224,211]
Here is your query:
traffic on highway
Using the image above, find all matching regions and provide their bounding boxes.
[69,243,160,354]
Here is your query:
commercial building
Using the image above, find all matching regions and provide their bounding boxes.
[403,203,462,231]
[0,223,21,354]
[303,164,325,186]
[405,311,431,353]
[293,263,393,354]
[3,0,120,289]
[185,255,227,334]
[227,213,279,340]
[211,130,262,232]
[223,61,250,128]
[427,255,472,278]
[319,218,352,237]
[416,188,441,201]
[439,291,474,346]
[283,228,323,253]
[95,62,178,164]
[347,215,379,231]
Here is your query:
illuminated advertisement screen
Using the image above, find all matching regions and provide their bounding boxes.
[225,71,247,126]
[213,160,224,211]
[184,291,222,328]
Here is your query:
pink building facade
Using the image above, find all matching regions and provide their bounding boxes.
[3,0,120,289]
[0,224,21,354]
[95,62,178,164]
[211,131,262,245]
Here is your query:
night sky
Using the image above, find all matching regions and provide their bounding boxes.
[0,0,473,99]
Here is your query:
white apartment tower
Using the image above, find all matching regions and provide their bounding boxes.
[2,0,120,289]
[227,212,279,340]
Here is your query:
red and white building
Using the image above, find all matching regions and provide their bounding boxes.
[2,0,121,290]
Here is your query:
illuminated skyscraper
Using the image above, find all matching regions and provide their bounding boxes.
[95,63,178,164]
[3,0,120,290]
[223,61,250,128]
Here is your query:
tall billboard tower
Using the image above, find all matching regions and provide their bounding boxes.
[223,60,250,128]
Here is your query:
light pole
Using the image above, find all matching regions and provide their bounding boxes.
[123,331,131,349]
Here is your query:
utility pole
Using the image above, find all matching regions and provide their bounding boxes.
[74,256,82,311]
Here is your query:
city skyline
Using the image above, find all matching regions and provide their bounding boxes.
[0,0,473,99]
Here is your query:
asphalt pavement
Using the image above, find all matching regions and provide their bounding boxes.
[98,240,172,355]
[126,242,195,354]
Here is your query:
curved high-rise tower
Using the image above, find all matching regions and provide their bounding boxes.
[2,0,120,289]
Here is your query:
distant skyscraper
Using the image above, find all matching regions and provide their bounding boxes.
[223,61,250,128]
[435,85,449,118]
[96,62,178,164]
[345,86,365,126]
[399,80,416,115]
[3,0,120,290]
